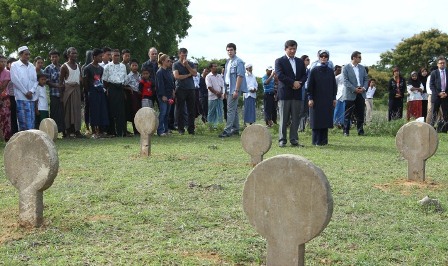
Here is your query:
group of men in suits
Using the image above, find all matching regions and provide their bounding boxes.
[274,40,370,147]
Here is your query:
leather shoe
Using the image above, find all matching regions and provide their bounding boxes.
[219,132,231,138]
[291,142,304,147]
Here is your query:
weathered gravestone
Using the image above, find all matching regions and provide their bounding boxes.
[396,121,438,181]
[4,130,59,227]
[243,154,333,266]
[39,118,58,141]
[134,107,158,156]
[241,124,272,166]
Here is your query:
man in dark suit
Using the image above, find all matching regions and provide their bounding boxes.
[275,40,308,147]
[430,55,448,132]
[341,51,368,136]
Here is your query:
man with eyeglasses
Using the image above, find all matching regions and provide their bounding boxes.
[10,46,38,131]
[430,55,448,132]
[342,51,368,136]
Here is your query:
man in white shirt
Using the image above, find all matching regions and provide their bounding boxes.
[103,49,128,137]
[10,46,38,131]
[205,62,225,128]
[243,63,257,125]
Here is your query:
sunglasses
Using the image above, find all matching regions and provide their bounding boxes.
[319,54,328,58]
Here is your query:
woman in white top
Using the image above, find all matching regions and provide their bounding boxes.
[406,71,423,120]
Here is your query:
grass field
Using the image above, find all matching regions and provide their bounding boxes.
[1,114,448,265]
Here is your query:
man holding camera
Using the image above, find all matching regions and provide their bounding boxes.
[342,51,368,136]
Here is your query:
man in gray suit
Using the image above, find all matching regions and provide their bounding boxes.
[342,51,368,136]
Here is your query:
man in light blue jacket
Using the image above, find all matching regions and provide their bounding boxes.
[219,43,247,137]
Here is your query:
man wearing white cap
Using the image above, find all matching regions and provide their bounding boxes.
[10,46,38,131]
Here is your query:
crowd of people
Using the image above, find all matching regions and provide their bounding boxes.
[1,41,447,145]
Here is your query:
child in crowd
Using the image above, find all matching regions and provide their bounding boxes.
[34,56,45,74]
[124,59,142,134]
[139,68,155,108]
[35,73,49,128]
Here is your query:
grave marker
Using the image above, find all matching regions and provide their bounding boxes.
[243,154,333,265]
[39,118,58,141]
[4,130,59,227]
[396,121,438,181]
[134,107,158,156]
[241,124,272,166]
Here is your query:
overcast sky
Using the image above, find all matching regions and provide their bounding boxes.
[179,0,448,77]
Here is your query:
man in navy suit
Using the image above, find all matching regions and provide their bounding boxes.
[430,55,448,132]
[341,51,368,136]
[275,40,308,147]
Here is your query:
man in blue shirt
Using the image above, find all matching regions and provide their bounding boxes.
[262,66,276,127]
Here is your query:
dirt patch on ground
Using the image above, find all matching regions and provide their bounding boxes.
[373,178,445,195]
[0,208,32,245]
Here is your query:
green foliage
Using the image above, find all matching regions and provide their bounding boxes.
[0,0,192,64]
[376,29,448,75]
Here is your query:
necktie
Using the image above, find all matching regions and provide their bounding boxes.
[442,70,446,92]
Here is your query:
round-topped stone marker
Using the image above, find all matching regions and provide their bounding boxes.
[243,154,333,266]
[4,130,59,227]
[134,107,158,156]
[39,118,58,141]
[396,121,438,181]
[241,124,272,166]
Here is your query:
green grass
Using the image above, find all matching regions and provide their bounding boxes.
[1,112,448,265]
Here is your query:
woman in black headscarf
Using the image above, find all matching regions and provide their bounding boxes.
[406,71,423,120]
[307,50,337,146]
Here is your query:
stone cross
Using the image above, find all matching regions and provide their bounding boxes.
[3,130,59,227]
[243,154,333,266]
[134,107,158,156]
[241,124,272,166]
[396,121,438,181]
[39,118,58,141]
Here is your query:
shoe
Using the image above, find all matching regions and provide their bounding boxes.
[343,133,349,137]
[178,130,185,135]
[291,142,304,147]
[278,142,286,147]
[219,131,231,138]
[232,131,240,136]
[188,131,195,135]
[358,131,365,136]
[75,131,85,138]
[158,133,167,137]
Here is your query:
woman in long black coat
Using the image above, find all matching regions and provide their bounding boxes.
[307,50,337,146]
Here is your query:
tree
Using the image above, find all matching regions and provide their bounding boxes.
[376,29,448,76]
[0,0,65,56]
[0,0,192,64]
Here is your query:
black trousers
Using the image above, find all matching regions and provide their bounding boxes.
[107,83,127,136]
[175,88,196,133]
[312,128,328,145]
[344,94,365,135]
[50,95,65,133]
[431,98,448,132]
[200,95,208,122]
[263,93,275,123]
